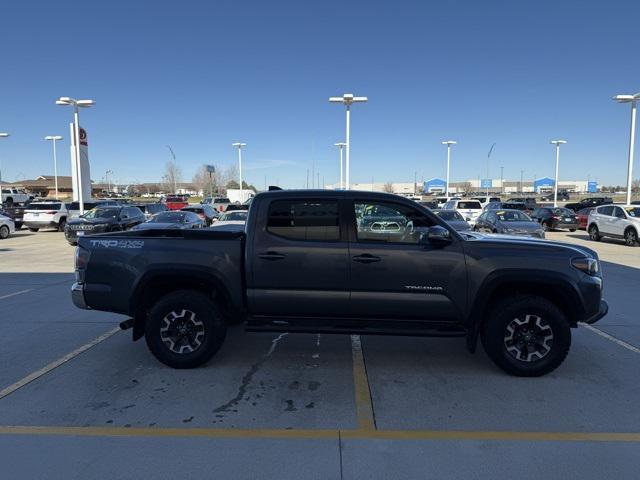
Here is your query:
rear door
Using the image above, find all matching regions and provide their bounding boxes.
[610,206,627,236]
[597,206,614,234]
[248,196,350,316]
[348,199,466,321]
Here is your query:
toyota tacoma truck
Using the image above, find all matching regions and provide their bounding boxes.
[72,190,608,376]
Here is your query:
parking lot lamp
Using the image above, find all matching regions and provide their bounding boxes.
[613,93,640,205]
[56,97,95,214]
[232,143,247,196]
[441,141,456,196]
[0,133,9,185]
[45,135,63,199]
[329,94,368,190]
[550,140,567,207]
[334,142,346,189]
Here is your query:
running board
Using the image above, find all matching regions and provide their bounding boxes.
[246,317,467,338]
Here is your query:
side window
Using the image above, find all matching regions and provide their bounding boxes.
[477,212,486,222]
[613,207,625,219]
[487,212,497,223]
[354,201,433,244]
[267,200,339,241]
[599,206,613,216]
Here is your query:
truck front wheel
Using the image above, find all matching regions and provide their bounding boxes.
[481,295,571,377]
[145,290,227,369]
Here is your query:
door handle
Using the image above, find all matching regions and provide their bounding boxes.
[352,254,381,264]
[258,251,285,261]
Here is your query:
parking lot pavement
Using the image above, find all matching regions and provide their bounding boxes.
[1,230,639,479]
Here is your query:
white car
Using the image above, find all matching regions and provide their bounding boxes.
[210,209,248,229]
[442,199,483,226]
[0,214,15,239]
[588,204,640,247]
[1,187,31,206]
[435,196,461,207]
[23,201,69,232]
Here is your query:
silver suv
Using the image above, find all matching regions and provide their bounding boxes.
[588,205,640,246]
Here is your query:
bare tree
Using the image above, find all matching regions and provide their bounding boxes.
[632,179,640,194]
[192,165,222,197]
[383,182,394,193]
[461,181,474,195]
[164,160,182,194]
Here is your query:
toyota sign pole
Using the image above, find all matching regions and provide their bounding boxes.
[45,135,63,199]
[334,142,346,189]
[232,143,246,197]
[613,93,640,205]
[442,141,456,197]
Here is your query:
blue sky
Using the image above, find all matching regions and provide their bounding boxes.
[0,0,639,188]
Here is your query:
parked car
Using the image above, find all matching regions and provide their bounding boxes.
[472,196,501,205]
[164,195,189,211]
[132,202,167,220]
[68,200,120,220]
[1,187,31,206]
[484,201,504,211]
[434,196,461,207]
[541,191,570,202]
[509,197,537,209]
[181,204,218,226]
[576,207,596,230]
[530,207,579,232]
[211,209,248,228]
[432,209,471,231]
[355,203,409,237]
[501,201,535,215]
[0,213,15,239]
[202,197,232,213]
[417,200,439,209]
[474,210,544,238]
[23,201,69,232]
[72,190,608,376]
[587,205,640,247]
[64,206,145,245]
[441,199,483,226]
[0,204,26,229]
[565,197,612,212]
[131,211,205,230]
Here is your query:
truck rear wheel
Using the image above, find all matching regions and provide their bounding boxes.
[145,290,226,369]
[481,295,571,377]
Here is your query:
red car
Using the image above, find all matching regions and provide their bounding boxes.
[576,207,595,230]
[164,195,189,211]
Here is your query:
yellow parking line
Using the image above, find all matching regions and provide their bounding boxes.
[0,327,120,400]
[350,335,376,430]
[1,425,639,443]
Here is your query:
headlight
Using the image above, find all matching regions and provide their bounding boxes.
[571,257,599,275]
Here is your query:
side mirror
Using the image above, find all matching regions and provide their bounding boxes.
[423,226,452,245]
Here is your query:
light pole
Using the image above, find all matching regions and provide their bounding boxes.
[334,142,346,189]
[329,93,368,190]
[500,166,504,195]
[45,135,63,199]
[0,133,9,185]
[550,140,567,207]
[106,169,114,193]
[613,93,640,205]
[56,97,94,214]
[232,142,247,197]
[441,141,456,197]
[520,170,525,193]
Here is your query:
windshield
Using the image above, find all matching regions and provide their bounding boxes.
[435,210,464,221]
[494,210,531,222]
[625,207,640,218]
[219,211,248,221]
[81,208,119,219]
[151,212,186,223]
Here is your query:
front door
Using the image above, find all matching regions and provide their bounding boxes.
[348,199,466,321]
[248,196,350,316]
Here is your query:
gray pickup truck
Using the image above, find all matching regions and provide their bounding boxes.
[72,190,608,376]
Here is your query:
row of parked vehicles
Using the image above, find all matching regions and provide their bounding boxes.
[0,196,250,242]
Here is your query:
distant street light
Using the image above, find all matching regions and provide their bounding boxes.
[232,142,247,195]
[106,169,114,193]
[441,141,456,196]
[334,142,346,189]
[0,133,9,185]
[56,97,95,214]
[45,135,63,199]
[329,93,368,190]
[613,93,640,205]
[550,140,567,207]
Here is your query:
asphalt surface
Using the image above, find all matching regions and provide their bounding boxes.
[0,228,639,479]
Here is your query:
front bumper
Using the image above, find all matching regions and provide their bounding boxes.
[583,299,608,324]
[24,220,58,229]
[71,282,90,310]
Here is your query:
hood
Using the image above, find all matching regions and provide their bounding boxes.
[464,231,599,259]
[68,217,117,226]
[496,221,541,231]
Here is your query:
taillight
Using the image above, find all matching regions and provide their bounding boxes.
[75,247,90,283]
